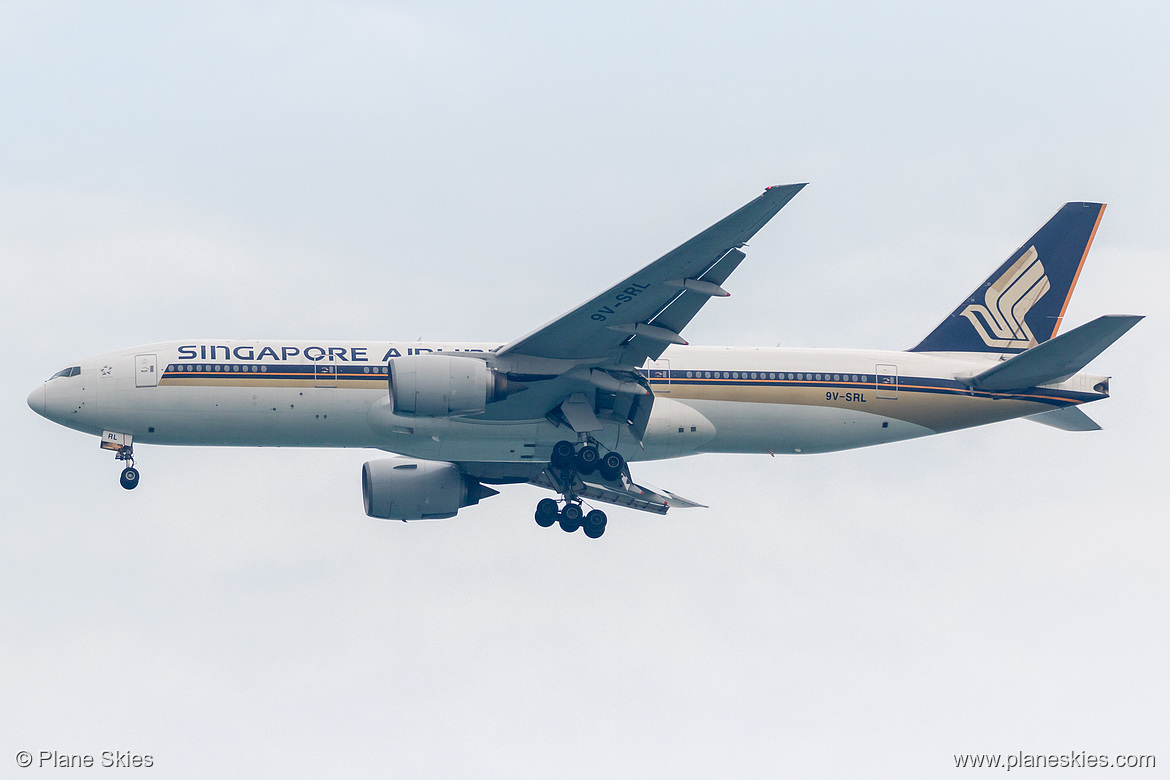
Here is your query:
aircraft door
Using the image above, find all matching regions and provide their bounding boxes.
[315,355,337,388]
[134,354,158,388]
[875,363,898,399]
[646,359,671,394]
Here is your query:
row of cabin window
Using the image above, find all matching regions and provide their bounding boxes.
[166,364,390,374]
[169,363,268,373]
[682,371,870,382]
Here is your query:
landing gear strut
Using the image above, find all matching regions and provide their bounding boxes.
[531,439,626,539]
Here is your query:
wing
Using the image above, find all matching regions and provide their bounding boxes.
[530,467,707,515]
[497,183,806,366]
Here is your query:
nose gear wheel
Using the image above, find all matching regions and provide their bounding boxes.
[119,467,140,490]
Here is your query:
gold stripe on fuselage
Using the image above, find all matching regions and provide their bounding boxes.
[651,378,1079,434]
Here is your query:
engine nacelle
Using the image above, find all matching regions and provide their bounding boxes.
[361,458,497,520]
[389,354,510,417]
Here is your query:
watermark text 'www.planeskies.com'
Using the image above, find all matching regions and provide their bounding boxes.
[954,751,1155,771]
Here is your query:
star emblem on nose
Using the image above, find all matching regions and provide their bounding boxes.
[101,365,113,376]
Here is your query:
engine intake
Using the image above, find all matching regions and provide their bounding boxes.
[362,458,498,520]
[388,354,513,417]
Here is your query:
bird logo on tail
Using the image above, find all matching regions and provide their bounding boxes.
[960,246,1050,349]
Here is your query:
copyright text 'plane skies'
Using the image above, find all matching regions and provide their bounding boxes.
[27,185,1142,538]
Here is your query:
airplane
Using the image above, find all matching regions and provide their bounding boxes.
[27,184,1142,539]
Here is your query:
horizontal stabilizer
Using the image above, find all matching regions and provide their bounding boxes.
[1025,405,1101,432]
[962,315,1142,391]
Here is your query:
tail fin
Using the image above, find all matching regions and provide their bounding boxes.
[910,202,1106,353]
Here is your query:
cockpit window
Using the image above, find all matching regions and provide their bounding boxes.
[48,366,81,380]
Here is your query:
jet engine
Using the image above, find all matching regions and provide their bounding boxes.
[362,457,499,520]
[388,354,514,417]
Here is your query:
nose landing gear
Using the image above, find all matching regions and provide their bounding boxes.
[531,439,626,539]
[103,433,140,490]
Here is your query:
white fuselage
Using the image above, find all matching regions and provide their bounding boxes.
[29,339,1108,467]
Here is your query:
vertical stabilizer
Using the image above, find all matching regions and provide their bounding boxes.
[910,202,1106,353]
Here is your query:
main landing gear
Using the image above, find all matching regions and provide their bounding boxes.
[549,440,625,481]
[533,439,625,539]
[534,498,608,539]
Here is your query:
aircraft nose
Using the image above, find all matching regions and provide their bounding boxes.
[27,384,46,417]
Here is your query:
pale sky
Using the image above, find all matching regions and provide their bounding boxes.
[2,1,1167,777]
